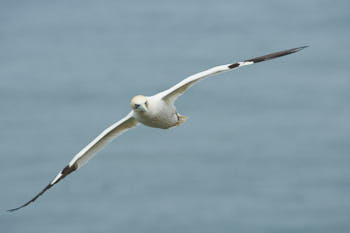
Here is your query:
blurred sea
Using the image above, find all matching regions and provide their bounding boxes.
[1,0,349,232]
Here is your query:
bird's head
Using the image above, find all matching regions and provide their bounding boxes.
[131,95,149,112]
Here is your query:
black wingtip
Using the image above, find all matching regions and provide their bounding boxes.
[7,203,32,212]
[228,45,308,70]
[244,45,309,64]
[7,206,25,212]
[6,164,78,213]
[283,45,309,56]
[6,183,53,213]
[293,45,309,52]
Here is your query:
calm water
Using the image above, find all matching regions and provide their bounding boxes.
[1,1,349,232]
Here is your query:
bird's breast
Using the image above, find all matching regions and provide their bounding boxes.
[133,99,178,129]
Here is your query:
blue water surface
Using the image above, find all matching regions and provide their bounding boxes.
[1,1,349,232]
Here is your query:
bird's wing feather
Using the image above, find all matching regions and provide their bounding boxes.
[159,46,307,104]
[8,112,138,212]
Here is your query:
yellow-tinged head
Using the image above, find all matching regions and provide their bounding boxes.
[131,95,149,112]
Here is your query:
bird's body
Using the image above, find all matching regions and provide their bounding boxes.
[132,95,180,129]
[8,46,307,212]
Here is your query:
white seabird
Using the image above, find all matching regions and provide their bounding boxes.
[8,46,307,211]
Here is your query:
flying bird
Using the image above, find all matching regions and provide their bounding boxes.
[8,46,307,212]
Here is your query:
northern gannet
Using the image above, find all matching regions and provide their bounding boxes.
[8,46,307,211]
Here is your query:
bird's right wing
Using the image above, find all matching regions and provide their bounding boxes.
[8,111,138,212]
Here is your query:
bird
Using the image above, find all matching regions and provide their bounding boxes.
[8,46,307,212]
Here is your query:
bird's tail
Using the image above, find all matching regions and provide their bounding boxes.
[176,114,188,126]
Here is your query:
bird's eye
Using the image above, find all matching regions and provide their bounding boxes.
[145,101,148,107]
[134,104,140,109]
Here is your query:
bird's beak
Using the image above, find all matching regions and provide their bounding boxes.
[136,103,148,112]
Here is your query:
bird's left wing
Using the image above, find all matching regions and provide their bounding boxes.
[159,46,307,104]
[8,112,138,212]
